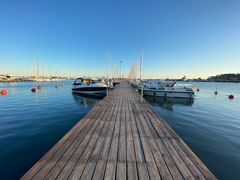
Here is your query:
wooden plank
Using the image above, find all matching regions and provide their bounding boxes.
[116,162,126,180]
[133,102,153,138]
[147,162,161,180]
[126,98,136,162]
[66,102,114,178]
[155,138,183,180]
[92,160,106,180]
[68,160,87,180]
[129,99,145,162]
[99,99,120,161]
[135,102,161,138]
[92,101,120,179]
[118,99,126,162]
[162,138,194,179]
[80,161,96,180]
[104,161,116,180]
[82,99,115,160]
[137,163,150,180]
[135,101,192,179]
[108,98,122,161]
[53,104,113,180]
[127,162,138,180]
[148,138,173,180]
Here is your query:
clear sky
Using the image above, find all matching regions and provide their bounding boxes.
[0,0,239,78]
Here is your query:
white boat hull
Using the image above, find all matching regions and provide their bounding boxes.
[141,89,194,99]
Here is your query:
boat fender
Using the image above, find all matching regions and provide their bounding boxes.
[31,88,36,92]
[37,85,42,89]
[1,90,7,96]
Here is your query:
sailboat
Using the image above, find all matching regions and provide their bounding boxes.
[28,59,63,82]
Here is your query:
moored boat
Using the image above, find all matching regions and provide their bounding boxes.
[72,77,109,96]
[139,80,194,99]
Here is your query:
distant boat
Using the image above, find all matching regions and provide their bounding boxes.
[131,79,140,89]
[138,80,194,99]
[72,77,109,96]
[112,80,120,86]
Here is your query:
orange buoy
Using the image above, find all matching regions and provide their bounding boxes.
[37,84,42,89]
[1,90,8,96]
[31,88,36,92]
[228,95,234,99]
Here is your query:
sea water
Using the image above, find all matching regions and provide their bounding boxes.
[0,81,240,179]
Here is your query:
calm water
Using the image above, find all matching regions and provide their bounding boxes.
[0,81,102,180]
[0,81,240,179]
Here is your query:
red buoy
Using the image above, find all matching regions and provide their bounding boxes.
[1,90,7,96]
[31,88,36,92]
[228,95,234,99]
[37,84,42,90]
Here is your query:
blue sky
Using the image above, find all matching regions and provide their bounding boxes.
[0,0,239,78]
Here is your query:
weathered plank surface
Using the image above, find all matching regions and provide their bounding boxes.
[21,82,216,180]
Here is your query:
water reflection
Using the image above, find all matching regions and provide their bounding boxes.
[72,93,103,107]
[144,96,194,110]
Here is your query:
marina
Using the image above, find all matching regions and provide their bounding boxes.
[22,82,215,180]
[1,1,240,179]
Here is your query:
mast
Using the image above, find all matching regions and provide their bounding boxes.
[36,59,39,78]
[135,61,138,81]
[120,61,122,79]
[107,53,110,95]
[140,49,144,101]
[120,60,123,84]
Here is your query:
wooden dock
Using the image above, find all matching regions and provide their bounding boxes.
[21,82,216,180]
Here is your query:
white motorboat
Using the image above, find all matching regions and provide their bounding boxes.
[139,80,194,99]
[72,77,109,96]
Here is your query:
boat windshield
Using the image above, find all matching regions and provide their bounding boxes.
[82,79,96,85]
[74,78,102,85]
[73,79,82,85]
